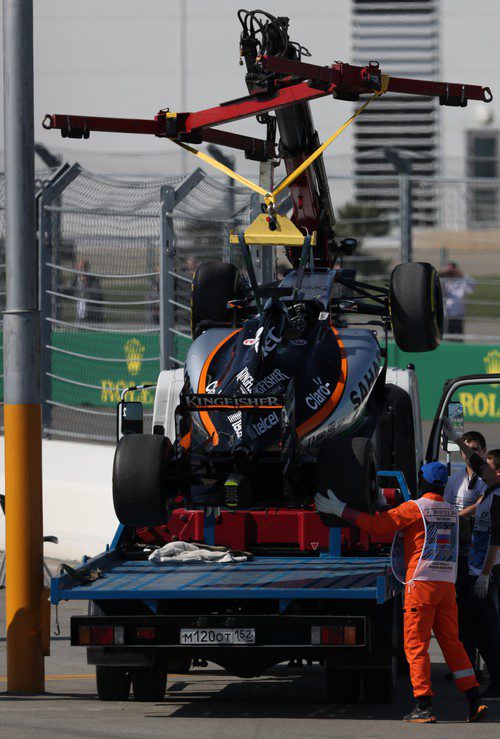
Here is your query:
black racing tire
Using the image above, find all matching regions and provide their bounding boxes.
[317,437,377,527]
[96,666,131,701]
[113,434,172,527]
[191,261,241,339]
[389,262,443,352]
[325,667,362,703]
[377,384,418,497]
[131,665,168,702]
[363,660,397,703]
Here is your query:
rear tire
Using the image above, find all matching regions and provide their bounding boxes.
[390,262,443,352]
[325,667,361,703]
[363,660,397,703]
[113,434,173,527]
[131,665,168,702]
[191,261,242,339]
[167,656,192,674]
[317,437,377,527]
[96,666,131,701]
[378,384,418,497]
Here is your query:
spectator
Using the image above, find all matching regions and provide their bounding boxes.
[440,261,475,340]
[444,430,487,669]
[71,258,103,324]
[146,263,160,325]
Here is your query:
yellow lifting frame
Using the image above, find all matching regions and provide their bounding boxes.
[229,213,316,247]
[174,75,390,247]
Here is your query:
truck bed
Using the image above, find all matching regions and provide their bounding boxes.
[51,551,400,605]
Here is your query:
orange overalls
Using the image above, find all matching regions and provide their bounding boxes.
[344,492,479,698]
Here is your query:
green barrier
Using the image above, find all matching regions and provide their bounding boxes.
[388,341,500,422]
[50,332,161,407]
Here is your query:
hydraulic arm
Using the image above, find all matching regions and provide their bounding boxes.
[43,9,492,267]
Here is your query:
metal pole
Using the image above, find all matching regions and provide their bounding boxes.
[259,161,275,283]
[399,173,413,263]
[179,0,188,177]
[3,0,45,692]
[160,186,176,369]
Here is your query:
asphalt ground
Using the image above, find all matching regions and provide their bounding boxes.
[0,588,498,738]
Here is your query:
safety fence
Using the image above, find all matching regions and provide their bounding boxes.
[0,164,254,441]
[0,160,499,442]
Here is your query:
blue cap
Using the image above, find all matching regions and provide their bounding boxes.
[420,461,448,487]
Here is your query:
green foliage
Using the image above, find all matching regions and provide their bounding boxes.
[335,203,391,239]
[335,201,391,276]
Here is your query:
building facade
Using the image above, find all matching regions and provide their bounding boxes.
[352,0,440,224]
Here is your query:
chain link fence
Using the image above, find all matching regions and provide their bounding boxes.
[35,164,253,442]
[1,156,499,442]
[327,172,500,343]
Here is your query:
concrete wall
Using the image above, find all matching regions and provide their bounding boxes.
[0,439,117,562]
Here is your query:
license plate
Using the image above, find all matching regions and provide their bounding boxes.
[179,628,255,645]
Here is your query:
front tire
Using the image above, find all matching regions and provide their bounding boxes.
[390,262,443,352]
[113,434,173,527]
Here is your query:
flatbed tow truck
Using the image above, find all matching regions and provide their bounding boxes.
[46,10,493,704]
[52,475,409,704]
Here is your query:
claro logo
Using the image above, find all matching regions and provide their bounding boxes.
[305,377,331,410]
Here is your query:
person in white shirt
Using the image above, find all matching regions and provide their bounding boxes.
[440,262,475,339]
[444,430,487,668]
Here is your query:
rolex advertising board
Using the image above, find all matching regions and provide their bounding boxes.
[49,332,161,407]
[388,342,500,422]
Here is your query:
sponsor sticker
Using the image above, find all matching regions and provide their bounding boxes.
[305,376,331,411]
[318,311,329,321]
[227,411,242,439]
[250,411,280,437]
[292,339,307,346]
[254,368,289,394]
[243,338,255,346]
[349,359,380,408]
[185,394,280,409]
[236,367,254,393]
[254,326,282,356]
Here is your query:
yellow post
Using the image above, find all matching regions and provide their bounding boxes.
[3,0,45,693]
[5,404,45,692]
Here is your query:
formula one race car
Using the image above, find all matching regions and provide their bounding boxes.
[112,254,442,527]
[44,9,489,528]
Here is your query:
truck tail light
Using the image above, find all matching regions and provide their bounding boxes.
[344,626,356,645]
[311,625,357,645]
[136,627,156,640]
[78,626,91,645]
[90,626,114,645]
[78,626,124,645]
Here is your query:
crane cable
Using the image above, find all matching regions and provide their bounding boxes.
[173,74,390,208]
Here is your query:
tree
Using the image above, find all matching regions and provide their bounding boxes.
[334,202,391,276]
